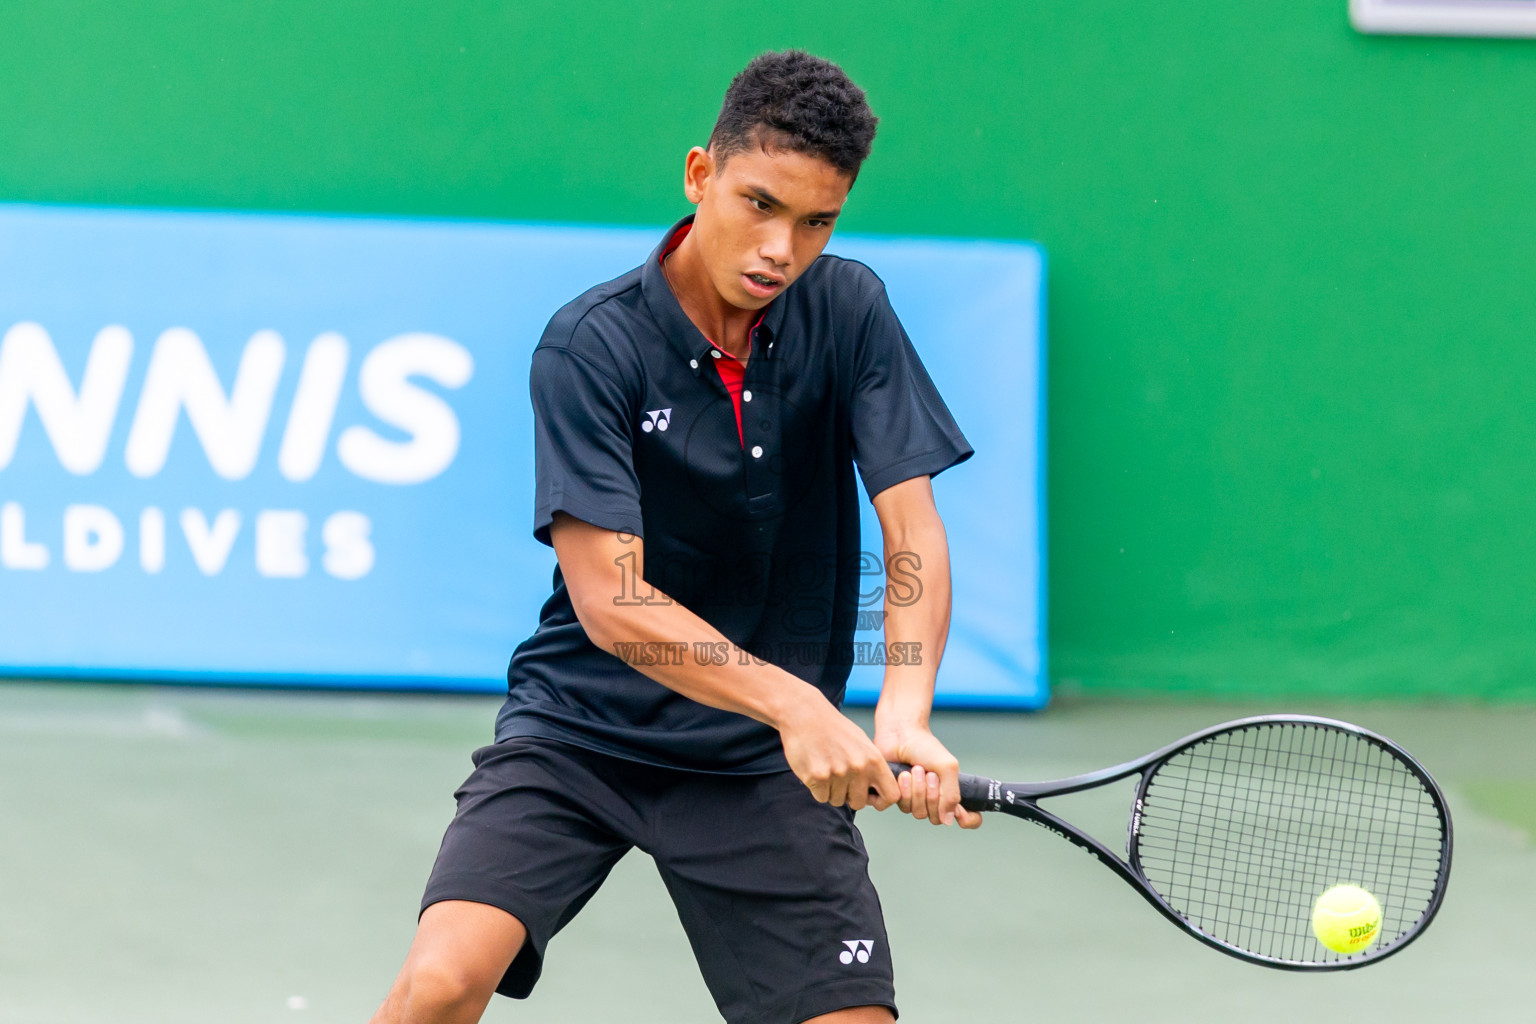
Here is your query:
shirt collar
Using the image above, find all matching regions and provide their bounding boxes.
[641,214,788,377]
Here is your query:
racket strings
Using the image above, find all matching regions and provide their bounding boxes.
[1134,723,1445,965]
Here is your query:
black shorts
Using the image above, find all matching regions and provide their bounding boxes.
[421,737,896,1024]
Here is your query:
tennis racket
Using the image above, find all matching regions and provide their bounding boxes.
[891,714,1452,970]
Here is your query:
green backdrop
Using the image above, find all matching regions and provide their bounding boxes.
[3,2,1532,700]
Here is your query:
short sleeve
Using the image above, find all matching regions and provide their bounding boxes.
[530,345,644,547]
[850,283,974,501]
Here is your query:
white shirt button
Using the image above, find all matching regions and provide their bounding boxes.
[710,349,721,359]
[742,390,752,402]
[751,445,763,459]
[689,359,698,369]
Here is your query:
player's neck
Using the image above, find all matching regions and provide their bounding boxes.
[662,233,756,361]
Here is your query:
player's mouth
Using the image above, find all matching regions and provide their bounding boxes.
[742,271,784,298]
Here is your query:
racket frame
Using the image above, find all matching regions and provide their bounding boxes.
[935,713,1453,971]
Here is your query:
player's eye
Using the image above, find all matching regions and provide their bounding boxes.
[748,197,771,212]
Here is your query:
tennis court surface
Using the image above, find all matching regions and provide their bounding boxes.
[1,681,1530,1023]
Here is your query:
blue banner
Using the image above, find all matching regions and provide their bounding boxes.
[0,204,1043,707]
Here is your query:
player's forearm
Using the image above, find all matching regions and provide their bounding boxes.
[551,514,825,729]
[575,587,822,730]
[871,514,952,737]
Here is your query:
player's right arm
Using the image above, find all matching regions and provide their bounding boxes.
[549,512,900,811]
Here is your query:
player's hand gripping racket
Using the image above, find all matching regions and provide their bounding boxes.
[889,714,1452,970]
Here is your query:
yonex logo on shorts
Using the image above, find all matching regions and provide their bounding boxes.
[838,939,874,964]
[641,408,671,432]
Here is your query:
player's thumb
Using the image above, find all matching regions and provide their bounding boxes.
[867,762,900,809]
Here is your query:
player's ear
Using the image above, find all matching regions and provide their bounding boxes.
[683,146,714,204]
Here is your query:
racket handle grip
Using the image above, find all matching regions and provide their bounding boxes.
[885,762,993,812]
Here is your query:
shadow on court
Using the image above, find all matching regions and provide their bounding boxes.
[0,682,1530,1022]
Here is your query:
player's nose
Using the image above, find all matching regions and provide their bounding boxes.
[758,223,793,267]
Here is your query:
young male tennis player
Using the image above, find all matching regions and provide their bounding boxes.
[371,50,980,1024]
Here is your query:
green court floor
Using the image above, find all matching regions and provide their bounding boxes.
[1,682,1531,1022]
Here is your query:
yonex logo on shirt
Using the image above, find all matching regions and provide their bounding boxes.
[839,939,875,964]
[641,408,671,432]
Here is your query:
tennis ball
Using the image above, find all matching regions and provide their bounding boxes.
[1311,884,1382,955]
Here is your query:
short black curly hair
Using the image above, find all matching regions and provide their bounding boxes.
[708,50,878,179]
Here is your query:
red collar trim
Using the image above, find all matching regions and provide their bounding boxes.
[659,221,691,264]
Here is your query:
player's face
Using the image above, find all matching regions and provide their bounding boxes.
[684,141,852,310]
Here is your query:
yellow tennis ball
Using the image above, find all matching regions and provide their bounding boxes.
[1312,884,1382,955]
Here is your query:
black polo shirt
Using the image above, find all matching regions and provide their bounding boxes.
[495,216,973,773]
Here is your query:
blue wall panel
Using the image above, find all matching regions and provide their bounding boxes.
[0,205,1043,707]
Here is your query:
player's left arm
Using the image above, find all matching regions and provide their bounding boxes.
[869,475,983,829]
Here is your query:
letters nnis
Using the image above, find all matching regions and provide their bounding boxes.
[0,322,475,578]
